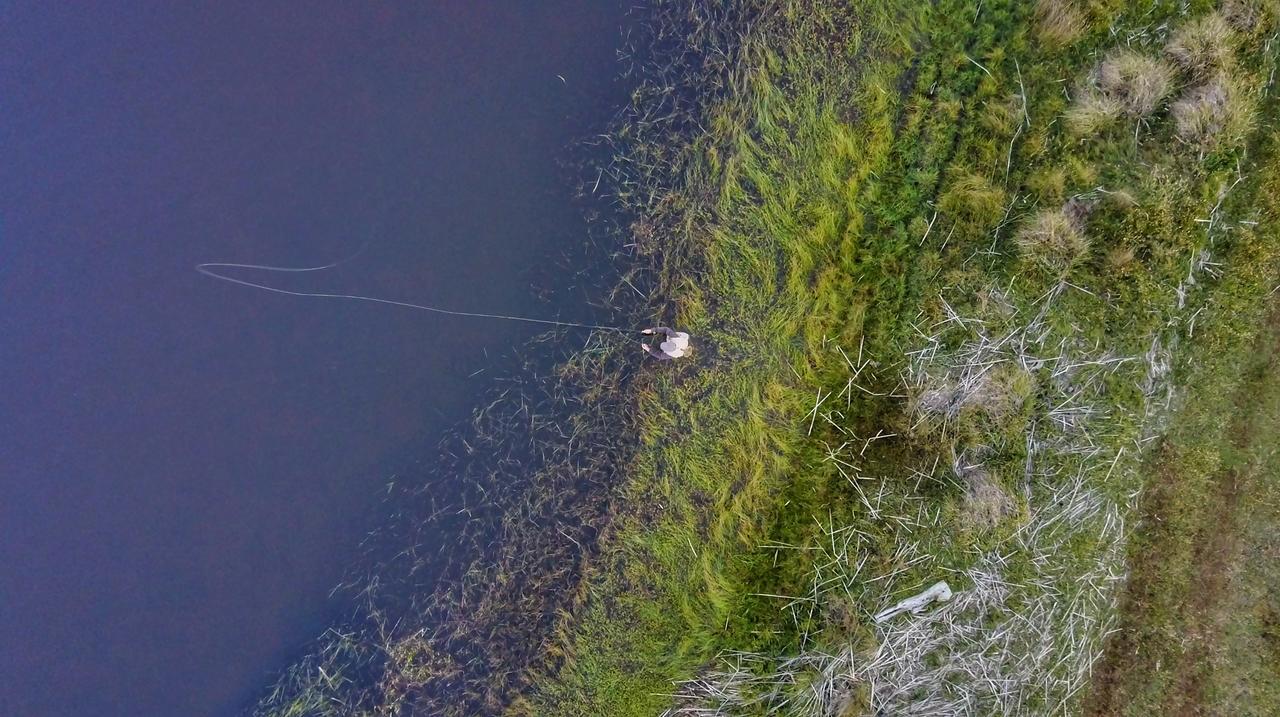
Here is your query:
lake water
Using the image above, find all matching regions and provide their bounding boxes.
[0,2,630,714]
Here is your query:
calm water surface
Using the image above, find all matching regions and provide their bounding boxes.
[0,2,629,714]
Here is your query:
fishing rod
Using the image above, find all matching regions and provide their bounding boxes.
[195,259,631,333]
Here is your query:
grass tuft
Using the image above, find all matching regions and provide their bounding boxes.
[958,462,1017,531]
[1066,91,1123,136]
[1166,12,1237,78]
[1221,0,1264,32]
[1015,207,1089,272]
[1171,72,1254,150]
[1034,0,1085,48]
[1096,49,1176,117]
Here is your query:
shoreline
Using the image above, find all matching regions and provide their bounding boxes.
[248,7,666,714]
[255,1,1280,715]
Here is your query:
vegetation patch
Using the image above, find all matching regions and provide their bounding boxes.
[1015,207,1090,272]
[1087,86,1280,717]
[1172,72,1254,150]
[528,0,1280,715]
[250,0,1280,715]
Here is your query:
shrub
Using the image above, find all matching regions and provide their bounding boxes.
[1016,207,1089,272]
[1065,92,1122,135]
[1171,73,1254,149]
[1035,0,1085,48]
[1096,50,1176,117]
[1166,12,1236,77]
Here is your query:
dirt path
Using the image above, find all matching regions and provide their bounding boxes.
[1164,465,1246,717]
[1087,304,1280,716]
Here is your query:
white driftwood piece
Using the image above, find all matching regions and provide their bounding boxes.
[874,580,953,622]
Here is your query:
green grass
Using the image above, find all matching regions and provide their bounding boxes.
[524,0,1280,715]
[1086,259,1280,716]
[1085,86,1280,716]
[516,4,929,712]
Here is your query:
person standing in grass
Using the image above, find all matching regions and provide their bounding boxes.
[639,326,691,360]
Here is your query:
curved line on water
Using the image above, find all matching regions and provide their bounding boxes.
[195,258,628,333]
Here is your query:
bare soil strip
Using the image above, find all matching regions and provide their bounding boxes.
[1088,303,1280,717]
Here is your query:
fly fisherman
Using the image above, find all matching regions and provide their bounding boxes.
[639,326,691,360]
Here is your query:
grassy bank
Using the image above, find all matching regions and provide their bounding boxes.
[524,0,1280,715]
[1087,97,1280,716]
[253,0,1280,714]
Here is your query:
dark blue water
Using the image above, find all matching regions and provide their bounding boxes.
[0,3,629,715]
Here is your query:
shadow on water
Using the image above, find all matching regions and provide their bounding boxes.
[0,2,633,715]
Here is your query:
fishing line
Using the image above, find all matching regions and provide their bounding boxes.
[196,257,629,333]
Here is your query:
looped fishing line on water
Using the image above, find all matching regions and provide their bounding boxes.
[195,255,629,333]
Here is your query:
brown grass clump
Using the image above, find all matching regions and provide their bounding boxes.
[1105,245,1138,272]
[957,463,1016,531]
[1065,92,1123,136]
[939,172,1007,228]
[1171,73,1254,149]
[1035,0,1085,48]
[970,365,1033,421]
[1221,0,1263,32]
[915,378,962,421]
[915,364,1031,429]
[1096,50,1176,117]
[1062,195,1098,227]
[1016,207,1089,272]
[1218,0,1259,30]
[1067,50,1174,136]
[1166,12,1236,77]
[1103,188,1138,209]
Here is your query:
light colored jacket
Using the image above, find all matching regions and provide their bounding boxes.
[642,327,690,360]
